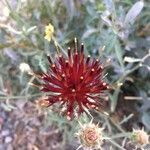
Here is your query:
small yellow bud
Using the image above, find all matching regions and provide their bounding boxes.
[44,23,54,42]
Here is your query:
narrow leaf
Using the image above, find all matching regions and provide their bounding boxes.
[124,57,141,63]
[27,26,37,33]
[82,28,98,39]
[124,1,144,26]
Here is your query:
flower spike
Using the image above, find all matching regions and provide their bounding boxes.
[36,43,109,120]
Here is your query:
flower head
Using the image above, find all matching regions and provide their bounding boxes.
[44,23,54,42]
[36,43,109,120]
[76,121,104,149]
[131,128,149,145]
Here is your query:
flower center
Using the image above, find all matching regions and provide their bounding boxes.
[86,130,98,142]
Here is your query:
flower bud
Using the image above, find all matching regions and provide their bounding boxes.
[76,122,104,149]
[131,129,149,145]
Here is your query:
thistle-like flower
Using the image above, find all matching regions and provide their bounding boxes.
[36,43,109,120]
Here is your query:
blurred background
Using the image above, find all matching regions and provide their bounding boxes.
[0,0,150,149]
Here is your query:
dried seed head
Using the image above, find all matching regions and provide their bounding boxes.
[131,129,149,145]
[76,122,104,149]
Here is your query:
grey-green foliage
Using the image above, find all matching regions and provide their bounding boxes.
[0,0,150,147]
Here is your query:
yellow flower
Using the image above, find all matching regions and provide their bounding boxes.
[44,23,54,42]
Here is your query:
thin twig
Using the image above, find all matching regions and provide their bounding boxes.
[109,132,131,139]
[124,96,150,101]
[0,93,43,100]
[119,114,134,125]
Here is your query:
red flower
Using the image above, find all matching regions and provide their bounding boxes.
[37,43,109,120]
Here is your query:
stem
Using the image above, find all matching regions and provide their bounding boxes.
[0,93,43,100]
[110,132,131,139]
[108,139,126,150]
[119,114,134,125]
[108,116,126,133]
[52,36,67,56]
[118,63,140,83]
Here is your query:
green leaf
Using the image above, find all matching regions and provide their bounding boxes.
[124,1,144,27]
[109,88,120,112]
[115,40,124,68]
